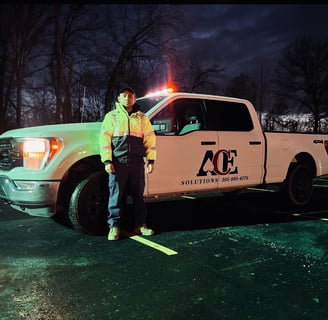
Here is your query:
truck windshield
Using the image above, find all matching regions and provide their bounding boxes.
[137,96,167,114]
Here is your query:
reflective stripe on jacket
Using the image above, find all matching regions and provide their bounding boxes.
[99,101,156,164]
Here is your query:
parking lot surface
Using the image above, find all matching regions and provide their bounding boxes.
[0,182,328,320]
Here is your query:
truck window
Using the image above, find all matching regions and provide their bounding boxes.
[204,99,254,131]
[151,99,205,135]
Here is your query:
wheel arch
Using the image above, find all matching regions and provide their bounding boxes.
[55,155,104,215]
[281,152,316,207]
[288,152,316,178]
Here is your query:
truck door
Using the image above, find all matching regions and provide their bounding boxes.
[204,99,265,190]
[145,98,219,197]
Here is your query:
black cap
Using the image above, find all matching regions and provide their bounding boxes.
[119,87,135,95]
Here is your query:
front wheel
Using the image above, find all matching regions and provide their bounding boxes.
[69,171,109,236]
[284,165,313,207]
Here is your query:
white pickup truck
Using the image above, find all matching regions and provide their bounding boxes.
[0,90,328,235]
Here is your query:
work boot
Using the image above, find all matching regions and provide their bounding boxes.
[108,227,120,241]
[134,224,154,236]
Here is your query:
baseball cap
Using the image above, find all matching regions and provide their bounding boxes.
[119,87,135,95]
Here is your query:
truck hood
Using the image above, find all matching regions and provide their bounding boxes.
[0,122,102,138]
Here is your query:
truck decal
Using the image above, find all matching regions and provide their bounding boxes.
[181,177,219,185]
[197,149,238,176]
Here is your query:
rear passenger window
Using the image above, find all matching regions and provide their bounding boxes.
[204,100,254,131]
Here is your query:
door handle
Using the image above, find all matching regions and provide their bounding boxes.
[249,141,261,145]
[201,141,216,145]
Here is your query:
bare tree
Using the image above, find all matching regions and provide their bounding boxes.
[49,4,100,123]
[225,73,255,101]
[96,5,185,112]
[0,4,51,129]
[77,69,106,122]
[263,98,289,131]
[0,5,11,132]
[274,35,328,133]
[0,4,227,127]
[250,64,273,127]
[169,49,224,94]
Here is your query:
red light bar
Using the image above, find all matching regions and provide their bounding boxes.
[144,88,174,97]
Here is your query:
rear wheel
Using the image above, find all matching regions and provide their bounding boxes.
[284,164,313,207]
[69,171,109,236]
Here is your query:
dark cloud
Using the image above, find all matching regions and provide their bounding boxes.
[180,4,328,78]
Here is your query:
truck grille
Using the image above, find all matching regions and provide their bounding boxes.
[0,138,23,170]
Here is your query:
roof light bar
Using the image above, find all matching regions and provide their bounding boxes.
[144,88,174,98]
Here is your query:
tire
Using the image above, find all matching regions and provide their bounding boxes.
[285,164,313,207]
[69,171,109,236]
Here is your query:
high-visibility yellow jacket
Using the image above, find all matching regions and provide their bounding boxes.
[99,101,156,164]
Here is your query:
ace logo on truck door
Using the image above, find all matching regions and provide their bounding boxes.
[197,149,238,176]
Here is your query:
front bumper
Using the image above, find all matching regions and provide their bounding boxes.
[0,175,60,216]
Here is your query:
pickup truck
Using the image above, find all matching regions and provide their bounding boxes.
[0,90,328,235]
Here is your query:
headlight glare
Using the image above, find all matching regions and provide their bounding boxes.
[18,138,62,170]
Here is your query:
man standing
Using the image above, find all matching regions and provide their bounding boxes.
[99,87,156,240]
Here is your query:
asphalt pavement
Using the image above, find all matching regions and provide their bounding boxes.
[0,183,327,320]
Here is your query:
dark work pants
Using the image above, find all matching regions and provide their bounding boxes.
[107,161,147,229]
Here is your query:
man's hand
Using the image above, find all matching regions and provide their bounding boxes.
[146,163,154,174]
[105,163,115,173]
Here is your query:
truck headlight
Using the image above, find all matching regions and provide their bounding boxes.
[19,138,62,170]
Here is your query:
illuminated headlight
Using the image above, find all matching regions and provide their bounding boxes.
[17,138,62,170]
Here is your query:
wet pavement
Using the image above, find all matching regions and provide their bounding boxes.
[0,183,328,320]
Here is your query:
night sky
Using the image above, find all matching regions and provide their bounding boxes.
[180,4,328,79]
